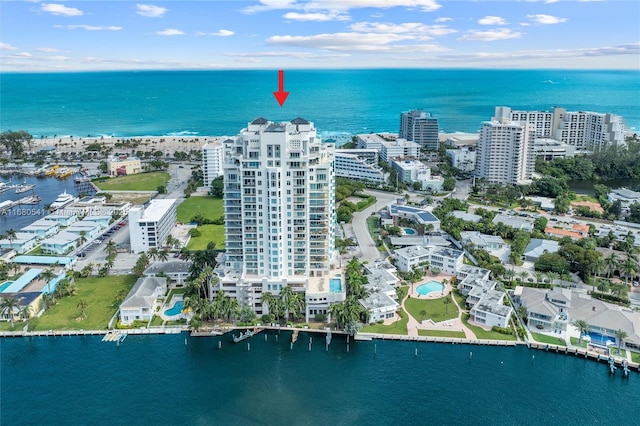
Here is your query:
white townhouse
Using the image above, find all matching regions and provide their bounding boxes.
[393,245,464,275]
[119,276,167,325]
[128,199,177,253]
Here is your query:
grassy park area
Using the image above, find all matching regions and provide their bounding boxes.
[186,225,225,250]
[94,171,170,191]
[36,275,137,330]
[418,329,466,338]
[405,296,458,324]
[361,309,409,335]
[177,196,223,223]
[531,332,566,346]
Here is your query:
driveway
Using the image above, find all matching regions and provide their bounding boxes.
[349,189,398,264]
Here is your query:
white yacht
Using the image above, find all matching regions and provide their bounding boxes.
[49,191,78,212]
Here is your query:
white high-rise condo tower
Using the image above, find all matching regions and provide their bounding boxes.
[399,110,439,150]
[220,117,344,321]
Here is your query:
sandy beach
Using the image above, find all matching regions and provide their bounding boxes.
[29,135,228,155]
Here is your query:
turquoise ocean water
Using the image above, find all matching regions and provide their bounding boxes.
[1,70,639,139]
[3,333,640,425]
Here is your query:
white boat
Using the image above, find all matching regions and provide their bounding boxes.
[0,181,15,193]
[49,191,78,211]
[15,183,35,194]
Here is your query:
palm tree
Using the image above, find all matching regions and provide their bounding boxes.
[533,271,545,287]
[443,295,452,315]
[157,249,170,262]
[260,291,276,318]
[114,289,127,306]
[77,299,89,318]
[39,268,56,295]
[503,268,515,285]
[5,228,17,245]
[517,271,529,283]
[1,297,20,328]
[615,329,628,354]
[104,240,118,258]
[605,252,618,278]
[591,258,605,293]
[148,247,159,262]
[77,230,87,247]
[572,319,589,344]
[419,309,427,322]
[18,304,31,322]
[279,285,295,321]
[80,263,94,278]
[622,256,638,286]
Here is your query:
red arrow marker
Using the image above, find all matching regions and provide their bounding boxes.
[273,70,289,106]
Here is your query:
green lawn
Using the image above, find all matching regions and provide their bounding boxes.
[94,171,170,191]
[570,337,588,348]
[0,321,27,331]
[572,194,599,203]
[36,275,137,330]
[361,309,408,335]
[177,196,223,223]
[631,351,640,363]
[531,332,566,346]
[167,287,186,301]
[462,314,516,341]
[453,291,466,309]
[418,329,466,338]
[150,315,164,326]
[187,224,225,250]
[405,296,458,323]
[27,246,44,255]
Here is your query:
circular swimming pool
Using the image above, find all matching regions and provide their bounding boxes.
[416,280,444,296]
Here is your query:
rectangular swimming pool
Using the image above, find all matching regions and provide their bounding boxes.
[330,278,342,293]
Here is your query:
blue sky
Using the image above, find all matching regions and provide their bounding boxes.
[1,0,638,71]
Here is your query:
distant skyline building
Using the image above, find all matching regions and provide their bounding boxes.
[220,117,343,321]
[334,149,387,183]
[494,106,626,151]
[201,139,227,187]
[475,115,535,185]
[399,110,439,150]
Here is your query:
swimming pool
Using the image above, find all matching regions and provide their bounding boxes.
[330,278,342,293]
[164,301,184,317]
[586,332,616,347]
[416,281,444,296]
[404,228,416,235]
[0,281,13,293]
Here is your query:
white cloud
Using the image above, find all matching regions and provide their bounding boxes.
[458,28,522,41]
[0,42,19,51]
[136,4,168,18]
[478,16,507,25]
[435,17,451,23]
[267,32,447,53]
[62,25,123,31]
[527,14,568,24]
[197,30,235,37]
[350,22,455,37]
[43,55,70,61]
[37,47,59,53]
[41,3,83,16]
[226,51,351,59]
[12,52,33,58]
[283,12,348,21]
[244,0,441,14]
[156,28,184,36]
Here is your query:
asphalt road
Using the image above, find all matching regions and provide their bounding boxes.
[349,189,399,264]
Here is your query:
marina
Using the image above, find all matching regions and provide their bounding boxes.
[14,182,35,194]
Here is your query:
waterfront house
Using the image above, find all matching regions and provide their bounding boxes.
[119,276,167,325]
[40,231,81,255]
[359,292,399,323]
[0,232,38,254]
[144,261,191,285]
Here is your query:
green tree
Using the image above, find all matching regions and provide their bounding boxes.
[104,240,118,259]
[133,253,150,276]
[615,329,628,354]
[442,177,456,192]
[0,130,32,157]
[210,175,224,198]
[572,319,589,344]
[0,297,20,328]
[77,299,89,319]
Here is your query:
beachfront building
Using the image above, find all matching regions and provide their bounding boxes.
[446,147,476,172]
[523,239,560,262]
[382,202,441,230]
[107,155,141,177]
[119,276,167,325]
[202,138,227,186]
[399,110,439,150]
[380,138,420,163]
[460,231,506,250]
[20,219,60,239]
[40,231,81,255]
[356,133,389,150]
[393,245,464,274]
[444,132,479,148]
[0,232,38,254]
[128,199,177,253]
[334,149,387,183]
[219,117,343,321]
[495,106,626,151]
[390,159,444,191]
[533,138,576,161]
[608,188,640,212]
[475,115,535,185]
[492,214,535,232]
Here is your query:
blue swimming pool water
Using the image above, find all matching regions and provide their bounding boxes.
[0,281,13,293]
[164,301,184,317]
[586,332,616,347]
[404,228,416,235]
[416,281,444,296]
[330,278,342,293]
